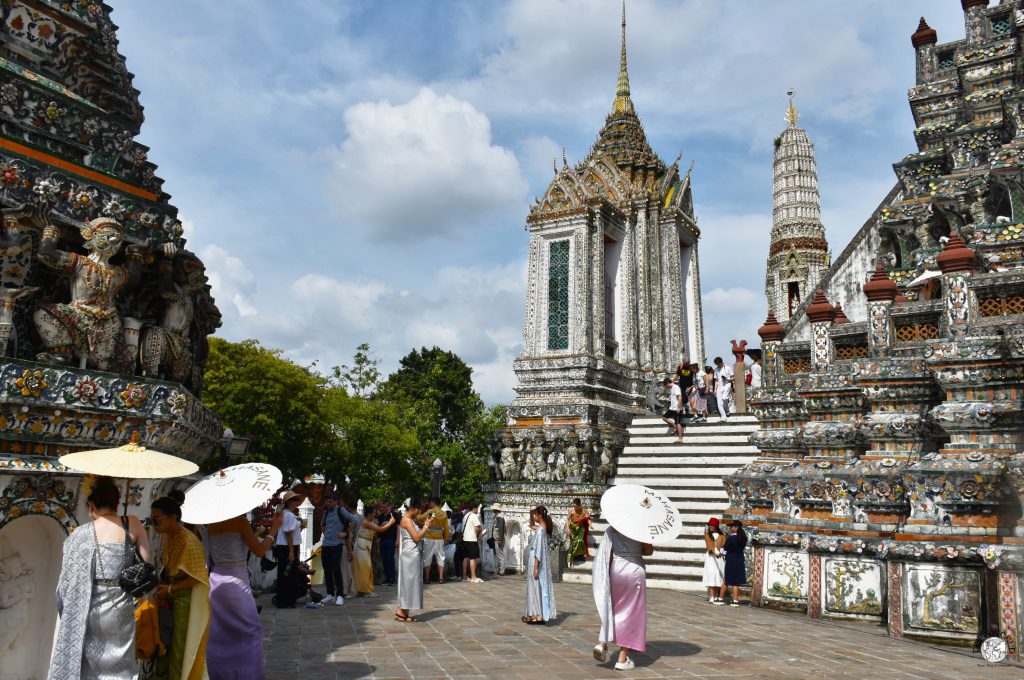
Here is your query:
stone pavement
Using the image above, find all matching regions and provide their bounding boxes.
[259,576,1018,680]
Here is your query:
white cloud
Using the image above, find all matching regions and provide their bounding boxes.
[201,244,258,318]
[326,88,529,241]
[701,286,766,364]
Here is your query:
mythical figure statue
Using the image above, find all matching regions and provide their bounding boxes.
[498,440,520,481]
[595,437,616,484]
[139,250,208,383]
[33,217,167,371]
[523,438,548,482]
[562,440,583,481]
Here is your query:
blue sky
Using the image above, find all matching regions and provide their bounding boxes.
[108,0,968,404]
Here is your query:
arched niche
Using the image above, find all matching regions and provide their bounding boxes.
[0,513,68,680]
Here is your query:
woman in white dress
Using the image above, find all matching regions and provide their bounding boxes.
[395,498,433,623]
[701,518,725,603]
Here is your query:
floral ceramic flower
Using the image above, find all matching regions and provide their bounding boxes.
[73,190,93,208]
[73,377,100,403]
[32,178,61,204]
[83,117,102,136]
[0,162,18,186]
[15,369,47,397]
[0,83,18,106]
[120,383,147,408]
[166,391,187,416]
[43,101,63,121]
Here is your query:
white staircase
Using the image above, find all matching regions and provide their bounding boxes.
[563,414,759,591]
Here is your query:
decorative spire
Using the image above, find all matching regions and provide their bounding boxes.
[562,147,568,168]
[785,88,799,128]
[805,288,836,323]
[612,1,634,115]
[757,310,786,342]
[936,229,977,273]
[863,261,899,301]
[911,17,937,48]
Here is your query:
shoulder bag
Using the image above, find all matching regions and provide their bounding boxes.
[118,517,159,597]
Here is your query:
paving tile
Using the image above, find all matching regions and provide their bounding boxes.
[258,577,1021,679]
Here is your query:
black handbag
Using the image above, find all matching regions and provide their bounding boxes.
[118,517,159,597]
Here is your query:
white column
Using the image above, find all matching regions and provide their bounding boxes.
[298,497,314,563]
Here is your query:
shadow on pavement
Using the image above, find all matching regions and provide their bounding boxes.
[415,607,459,622]
[636,640,702,667]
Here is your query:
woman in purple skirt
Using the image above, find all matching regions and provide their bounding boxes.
[205,513,281,679]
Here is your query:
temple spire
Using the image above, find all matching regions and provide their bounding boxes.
[613,1,634,115]
[785,88,799,128]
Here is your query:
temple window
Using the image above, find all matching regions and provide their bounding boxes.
[937,51,955,70]
[603,235,621,346]
[992,16,1012,36]
[547,239,570,350]
[787,281,800,316]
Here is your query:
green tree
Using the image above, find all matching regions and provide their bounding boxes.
[202,338,333,482]
[378,347,503,505]
[331,342,381,398]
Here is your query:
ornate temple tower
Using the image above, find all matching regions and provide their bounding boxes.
[765,93,830,323]
[486,4,704,547]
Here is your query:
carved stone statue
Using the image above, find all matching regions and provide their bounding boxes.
[562,440,583,480]
[595,438,616,484]
[498,440,520,481]
[33,217,163,371]
[139,251,208,383]
[523,439,548,481]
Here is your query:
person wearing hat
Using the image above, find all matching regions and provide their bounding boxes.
[273,490,304,608]
[489,503,506,576]
[701,518,726,603]
[715,520,748,607]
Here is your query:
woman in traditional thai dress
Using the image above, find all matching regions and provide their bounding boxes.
[151,496,210,680]
[717,520,748,607]
[592,526,653,671]
[204,511,282,680]
[566,498,590,568]
[395,499,433,622]
[522,506,557,625]
[49,476,151,680]
[701,517,725,603]
[351,503,396,597]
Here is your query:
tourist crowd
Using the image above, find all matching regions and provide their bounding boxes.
[49,481,683,676]
[661,352,762,436]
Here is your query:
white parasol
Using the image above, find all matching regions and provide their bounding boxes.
[599,484,681,545]
[180,463,282,525]
[60,432,199,480]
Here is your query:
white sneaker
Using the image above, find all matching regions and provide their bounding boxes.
[614,659,634,670]
[592,645,607,663]
[334,595,345,606]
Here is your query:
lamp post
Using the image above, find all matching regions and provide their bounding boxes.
[431,458,446,499]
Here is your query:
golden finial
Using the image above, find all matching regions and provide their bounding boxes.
[785,88,799,128]
[613,0,634,115]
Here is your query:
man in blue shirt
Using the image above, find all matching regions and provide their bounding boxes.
[321,493,362,605]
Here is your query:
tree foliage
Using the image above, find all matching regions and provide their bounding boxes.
[203,340,503,507]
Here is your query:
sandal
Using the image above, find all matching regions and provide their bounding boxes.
[394,614,418,623]
[527,618,546,625]
[521,616,531,624]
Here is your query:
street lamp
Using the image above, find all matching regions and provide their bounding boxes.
[430,458,446,499]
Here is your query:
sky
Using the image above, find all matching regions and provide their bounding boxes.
[108,0,970,404]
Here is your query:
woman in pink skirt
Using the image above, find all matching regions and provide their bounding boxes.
[591,526,654,670]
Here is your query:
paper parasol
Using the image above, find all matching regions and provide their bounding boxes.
[180,463,282,525]
[60,433,198,480]
[599,484,681,545]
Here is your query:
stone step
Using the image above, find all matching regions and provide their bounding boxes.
[561,571,707,592]
[618,457,756,468]
[622,426,761,436]
[622,445,759,455]
[611,470,743,483]
[632,415,757,426]
[608,476,731,488]
[628,437,755,447]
